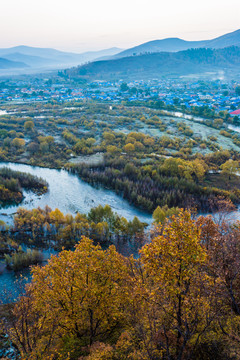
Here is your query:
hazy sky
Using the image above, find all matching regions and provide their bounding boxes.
[1,0,240,53]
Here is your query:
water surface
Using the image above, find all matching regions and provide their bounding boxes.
[0,162,152,225]
[0,161,152,303]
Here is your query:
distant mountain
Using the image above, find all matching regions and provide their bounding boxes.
[66,46,240,80]
[2,52,57,68]
[0,46,123,72]
[0,57,28,69]
[112,29,240,59]
[1,28,239,75]
[113,39,207,58]
[206,29,240,48]
[76,48,123,64]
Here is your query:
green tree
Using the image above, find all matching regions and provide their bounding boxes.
[24,120,35,132]
[220,159,240,179]
[120,82,129,92]
[235,86,240,96]
[12,138,25,149]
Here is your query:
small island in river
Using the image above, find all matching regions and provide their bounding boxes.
[0,167,48,207]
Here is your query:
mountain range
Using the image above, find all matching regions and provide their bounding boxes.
[67,46,240,80]
[110,29,240,58]
[0,57,29,69]
[0,28,240,77]
[0,46,122,72]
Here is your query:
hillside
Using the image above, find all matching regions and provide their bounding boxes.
[0,57,28,69]
[114,38,207,58]
[66,46,240,80]
[112,29,240,59]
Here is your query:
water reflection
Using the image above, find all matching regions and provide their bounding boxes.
[0,161,152,303]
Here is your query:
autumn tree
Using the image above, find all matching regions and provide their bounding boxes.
[12,138,25,149]
[137,210,214,360]
[24,120,35,132]
[152,205,180,224]
[9,237,131,360]
[106,145,120,155]
[220,159,240,180]
[124,143,135,154]
[103,132,115,143]
[8,209,240,359]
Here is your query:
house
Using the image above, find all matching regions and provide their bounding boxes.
[230,109,240,115]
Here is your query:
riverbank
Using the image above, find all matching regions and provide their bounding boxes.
[0,162,153,225]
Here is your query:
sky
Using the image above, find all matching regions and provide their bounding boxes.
[0,0,240,53]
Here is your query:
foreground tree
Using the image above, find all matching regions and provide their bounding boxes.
[137,210,214,360]
[7,210,240,359]
[9,237,131,359]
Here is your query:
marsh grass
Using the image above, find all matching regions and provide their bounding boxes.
[4,249,43,271]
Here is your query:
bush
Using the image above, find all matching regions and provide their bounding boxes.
[5,249,43,271]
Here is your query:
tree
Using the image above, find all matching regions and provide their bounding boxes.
[120,83,129,92]
[192,158,208,182]
[9,237,130,359]
[134,141,144,151]
[213,118,223,128]
[220,159,240,179]
[123,143,135,154]
[152,205,180,224]
[143,136,155,146]
[235,86,240,96]
[49,208,65,230]
[103,132,115,143]
[86,138,96,147]
[106,145,120,155]
[39,141,49,154]
[27,142,39,155]
[44,136,54,145]
[24,120,35,132]
[139,210,213,360]
[12,138,25,149]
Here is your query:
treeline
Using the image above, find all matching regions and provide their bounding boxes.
[0,204,146,272]
[12,205,146,253]
[126,99,218,120]
[0,167,48,206]
[4,209,240,359]
[0,167,48,194]
[66,153,240,213]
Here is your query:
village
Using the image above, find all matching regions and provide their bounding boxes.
[0,76,240,119]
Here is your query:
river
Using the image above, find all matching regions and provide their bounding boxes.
[1,113,240,303]
[0,162,152,303]
[0,162,152,225]
[161,110,206,122]
[164,110,240,134]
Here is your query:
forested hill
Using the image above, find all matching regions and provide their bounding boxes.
[66,46,240,80]
[0,57,28,69]
[112,28,240,58]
